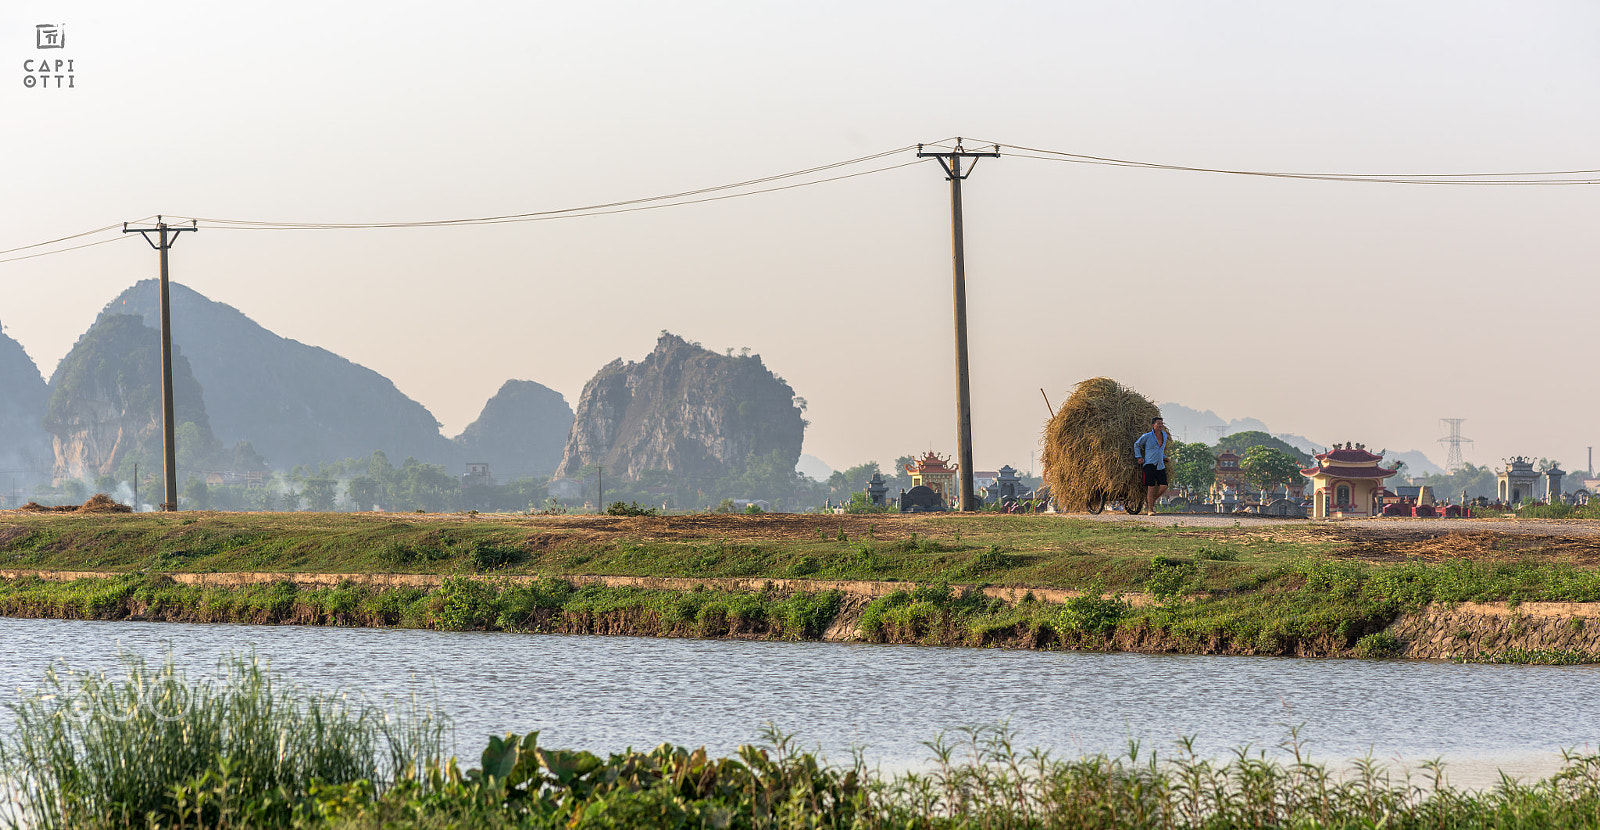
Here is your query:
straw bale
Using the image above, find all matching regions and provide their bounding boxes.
[1041,377,1166,512]
[77,493,132,513]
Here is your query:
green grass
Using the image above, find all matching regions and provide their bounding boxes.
[0,512,1335,591]
[11,654,1600,829]
[8,512,1600,659]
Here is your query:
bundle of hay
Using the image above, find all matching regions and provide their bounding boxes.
[19,501,75,513]
[16,494,131,513]
[77,493,132,513]
[1042,377,1166,512]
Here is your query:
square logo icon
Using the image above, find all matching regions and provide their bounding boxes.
[36,24,65,49]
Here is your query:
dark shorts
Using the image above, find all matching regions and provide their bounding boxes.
[1142,464,1167,487]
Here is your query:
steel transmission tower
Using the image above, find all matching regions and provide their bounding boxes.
[1437,419,1473,473]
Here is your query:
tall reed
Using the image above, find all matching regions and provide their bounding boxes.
[0,651,446,829]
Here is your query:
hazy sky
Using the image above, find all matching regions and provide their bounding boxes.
[4,1,1597,476]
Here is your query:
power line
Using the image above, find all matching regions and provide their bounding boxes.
[181,145,927,230]
[0,233,137,264]
[985,141,1600,185]
[4,138,1596,264]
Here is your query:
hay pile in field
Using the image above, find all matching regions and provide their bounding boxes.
[1042,377,1165,512]
[77,493,132,513]
[19,501,74,513]
[17,494,131,514]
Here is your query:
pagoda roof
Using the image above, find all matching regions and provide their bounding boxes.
[1316,447,1385,463]
[1301,465,1397,480]
[906,451,958,475]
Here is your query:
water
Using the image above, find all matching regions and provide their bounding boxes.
[2,618,1596,785]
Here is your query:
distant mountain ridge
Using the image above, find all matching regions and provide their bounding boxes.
[80,281,571,478]
[555,333,806,482]
[454,380,574,480]
[45,314,217,481]
[101,281,457,471]
[1159,401,1444,475]
[0,324,54,484]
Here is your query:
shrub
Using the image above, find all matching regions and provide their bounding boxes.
[1355,631,1403,658]
[432,577,499,630]
[468,540,525,572]
[1059,581,1128,636]
[605,501,658,517]
[1145,556,1197,603]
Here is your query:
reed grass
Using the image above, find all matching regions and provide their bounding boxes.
[0,651,446,829]
[7,656,1600,828]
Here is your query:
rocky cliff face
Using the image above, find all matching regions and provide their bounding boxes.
[101,280,457,470]
[45,314,217,481]
[454,380,574,480]
[554,334,806,482]
[0,324,53,484]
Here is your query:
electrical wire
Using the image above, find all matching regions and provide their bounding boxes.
[183,144,929,230]
[983,140,1600,185]
[185,157,933,231]
[3,137,1595,265]
[0,222,133,256]
[0,234,136,264]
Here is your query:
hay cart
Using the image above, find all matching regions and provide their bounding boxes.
[1084,484,1144,515]
[1042,377,1163,516]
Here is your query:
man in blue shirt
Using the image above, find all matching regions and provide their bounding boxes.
[1133,416,1171,511]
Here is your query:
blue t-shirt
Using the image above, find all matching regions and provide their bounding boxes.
[1133,431,1169,470]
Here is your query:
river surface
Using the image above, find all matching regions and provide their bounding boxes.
[2,618,1596,787]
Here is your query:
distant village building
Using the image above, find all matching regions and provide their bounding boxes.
[904,451,958,508]
[865,472,889,507]
[1209,449,1305,502]
[1301,443,1399,519]
[1211,450,1246,501]
[461,462,494,489]
[1496,457,1539,505]
[992,465,1025,501]
[1546,465,1566,503]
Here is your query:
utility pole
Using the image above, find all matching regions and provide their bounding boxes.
[123,217,197,511]
[597,465,604,512]
[918,138,999,511]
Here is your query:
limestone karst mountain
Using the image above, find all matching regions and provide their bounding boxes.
[98,280,457,471]
[453,380,574,480]
[554,333,806,483]
[44,314,219,481]
[0,323,54,487]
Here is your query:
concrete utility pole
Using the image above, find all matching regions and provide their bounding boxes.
[918,138,998,511]
[123,217,197,511]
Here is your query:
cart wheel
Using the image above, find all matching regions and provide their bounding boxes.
[1086,492,1106,514]
[1124,499,1143,515]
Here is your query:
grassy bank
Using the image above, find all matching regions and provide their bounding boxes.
[0,511,1331,589]
[6,511,1600,658]
[7,654,1600,829]
[8,548,1600,659]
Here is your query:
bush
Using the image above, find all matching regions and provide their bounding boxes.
[1145,556,1197,603]
[1059,581,1128,635]
[1355,631,1403,658]
[605,501,658,517]
[468,540,525,572]
[432,577,499,630]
